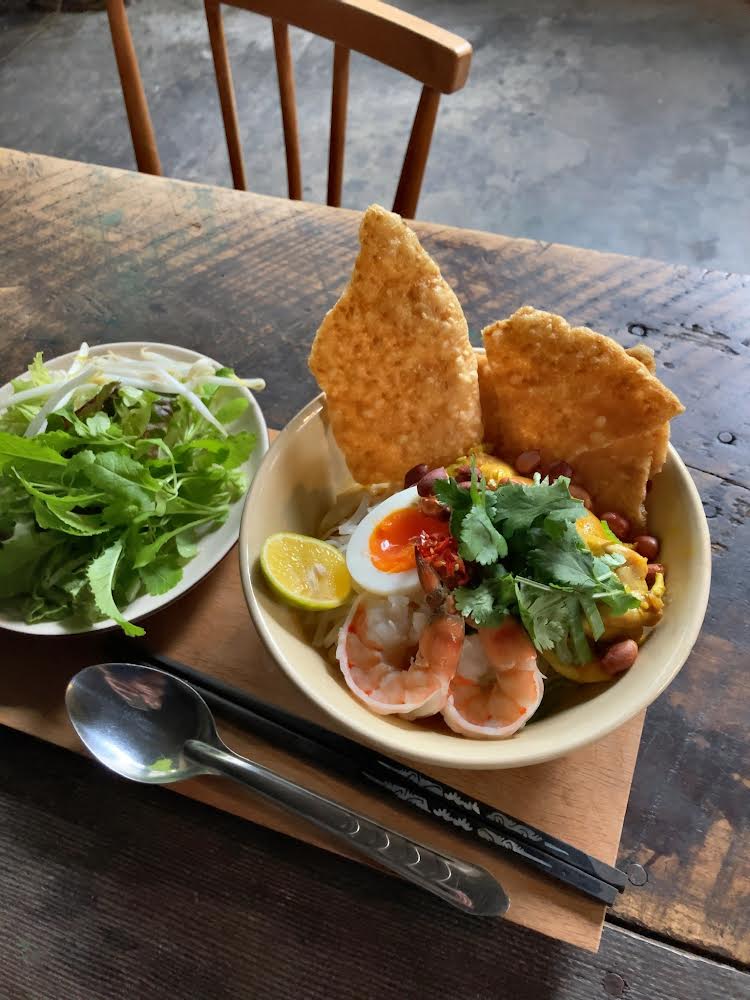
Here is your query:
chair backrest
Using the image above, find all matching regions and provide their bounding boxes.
[105,0,472,217]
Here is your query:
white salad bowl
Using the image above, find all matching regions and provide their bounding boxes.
[240,394,711,770]
[0,341,268,636]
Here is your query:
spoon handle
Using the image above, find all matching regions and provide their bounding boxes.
[184,739,508,917]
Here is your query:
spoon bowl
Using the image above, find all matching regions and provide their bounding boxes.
[67,662,216,783]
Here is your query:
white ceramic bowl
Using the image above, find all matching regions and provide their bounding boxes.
[240,394,711,769]
[0,341,268,636]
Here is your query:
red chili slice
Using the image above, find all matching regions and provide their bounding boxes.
[414,531,469,588]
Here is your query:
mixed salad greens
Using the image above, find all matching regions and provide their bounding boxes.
[433,466,641,665]
[0,345,264,634]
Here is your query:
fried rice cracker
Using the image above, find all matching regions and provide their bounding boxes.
[309,205,482,484]
[573,438,654,530]
[626,344,669,476]
[477,351,504,451]
[625,343,656,373]
[557,343,673,529]
[481,306,683,463]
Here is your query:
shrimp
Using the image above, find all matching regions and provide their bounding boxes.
[336,555,464,718]
[442,617,544,739]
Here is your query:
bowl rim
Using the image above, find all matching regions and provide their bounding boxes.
[240,392,712,769]
[0,340,269,637]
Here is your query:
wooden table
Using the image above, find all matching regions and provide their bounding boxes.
[1,149,748,999]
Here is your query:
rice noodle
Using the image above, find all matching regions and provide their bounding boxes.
[304,486,402,652]
[324,495,372,552]
[303,602,352,650]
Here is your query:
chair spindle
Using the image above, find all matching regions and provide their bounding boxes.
[392,84,441,218]
[106,0,161,176]
[327,44,350,207]
[205,0,247,191]
[272,21,303,200]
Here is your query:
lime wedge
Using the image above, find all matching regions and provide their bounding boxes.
[260,532,351,610]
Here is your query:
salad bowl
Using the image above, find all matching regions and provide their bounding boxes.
[0,341,268,636]
[240,395,711,770]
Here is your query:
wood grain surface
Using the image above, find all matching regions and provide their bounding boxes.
[0,546,644,953]
[1,726,747,1000]
[0,149,748,990]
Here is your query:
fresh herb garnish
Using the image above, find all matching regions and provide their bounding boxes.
[454,565,516,627]
[433,463,640,663]
[486,475,584,538]
[0,349,261,632]
[458,506,507,565]
[434,475,473,539]
[515,578,593,664]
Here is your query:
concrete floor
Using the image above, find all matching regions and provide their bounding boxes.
[1,0,749,272]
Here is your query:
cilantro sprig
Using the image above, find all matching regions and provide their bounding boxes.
[527,522,641,620]
[454,565,516,628]
[434,464,640,664]
[435,466,507,567]
[515,578,593,665]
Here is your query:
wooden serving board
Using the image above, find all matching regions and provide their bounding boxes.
[0,432,643,953]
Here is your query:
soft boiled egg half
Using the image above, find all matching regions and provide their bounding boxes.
[346,486,450,596]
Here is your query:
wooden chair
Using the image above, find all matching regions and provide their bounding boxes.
[105,0,472,217]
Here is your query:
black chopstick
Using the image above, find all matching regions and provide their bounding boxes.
[114,640,626,904]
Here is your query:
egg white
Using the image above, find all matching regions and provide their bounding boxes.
[346,486,424,596]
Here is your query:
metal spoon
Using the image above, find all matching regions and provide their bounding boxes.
[66,662,508,917]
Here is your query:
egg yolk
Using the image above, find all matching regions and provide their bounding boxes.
[369,507,450,573]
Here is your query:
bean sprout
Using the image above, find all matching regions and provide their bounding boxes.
[0,343,264,437]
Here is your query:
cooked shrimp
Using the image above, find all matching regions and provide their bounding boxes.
[336,555,464,718]
[442,618,544,739]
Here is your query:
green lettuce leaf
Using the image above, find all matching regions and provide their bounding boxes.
[86,541,145,637]
[215,396,249,424]
[140,558,183,596]
[0,529,63,599]
[0,370,257,633]
[0,432,67,470]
